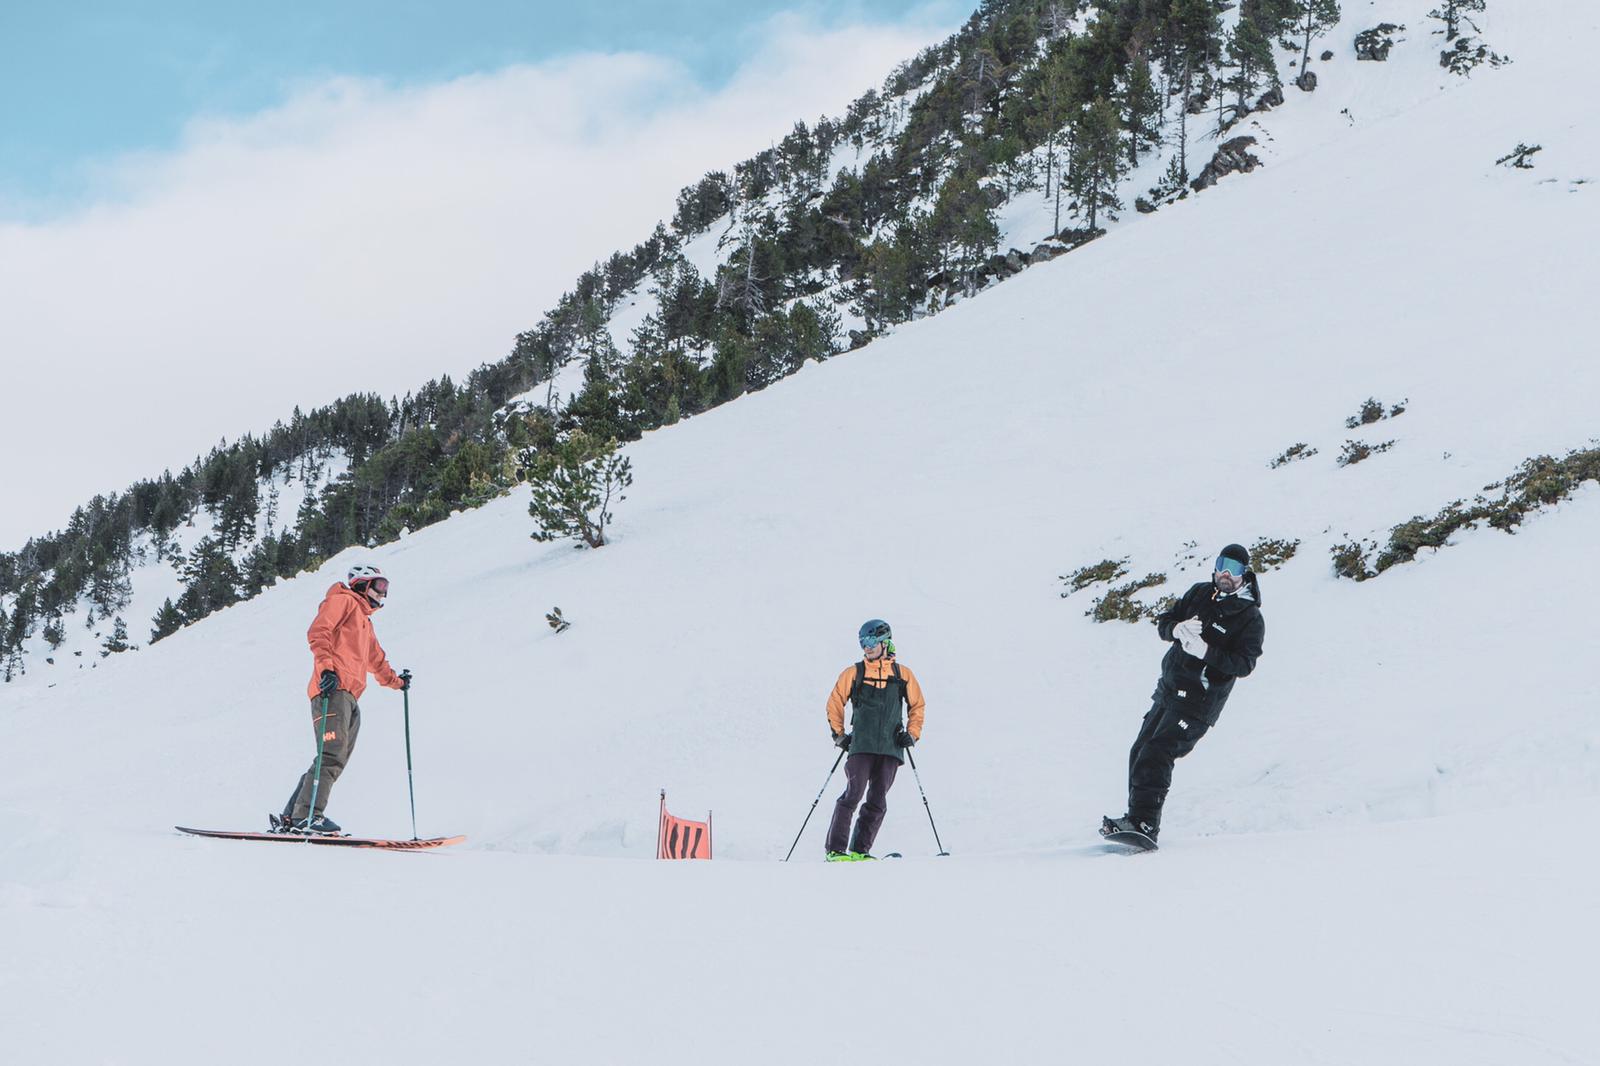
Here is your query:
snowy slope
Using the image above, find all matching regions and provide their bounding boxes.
[3,3,1599,1063]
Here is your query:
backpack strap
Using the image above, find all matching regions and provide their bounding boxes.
[849,660,907,708]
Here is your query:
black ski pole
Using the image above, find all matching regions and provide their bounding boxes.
[400,670,417,841]
[783,749,846,862]
[905,748,949,856]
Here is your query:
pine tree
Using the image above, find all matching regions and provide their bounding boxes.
[857,221,925,330]
[1065,97,1125,230]
[1029,44,1076,204]
[87,549,133,621]
[747,302,841,390]
[702,325,753,406]
[962,45,1010,126]
[1116,53,1161,168]
[101,616,131,657]
[715,223,782,330]
[1166,0,1224,182]
[2,595,31,682]
[215,455,260,550]
[1290,0,1341,80]
[176,536,243,621]
[929,169,999,296]
[565,342,631,445]
[525,432,633,549]
[1236,5,1280,104]
[619,319,704,431]
[1428,0,1484,42]
[150,598,185,644]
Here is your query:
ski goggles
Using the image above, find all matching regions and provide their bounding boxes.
[859,628,892,651]
[356,577,390,596]
[1214,556,1246,579]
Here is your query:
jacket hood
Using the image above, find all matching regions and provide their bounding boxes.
[326,582,377,616]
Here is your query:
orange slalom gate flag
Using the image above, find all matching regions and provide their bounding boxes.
[657,790,712,859]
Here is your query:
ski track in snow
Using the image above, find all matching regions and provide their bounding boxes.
[3,2,1599,1063]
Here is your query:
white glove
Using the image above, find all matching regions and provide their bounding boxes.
[1172,619,1208,660]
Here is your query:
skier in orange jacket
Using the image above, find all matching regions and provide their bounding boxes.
[823,619,925,860]
[272,564,408,834]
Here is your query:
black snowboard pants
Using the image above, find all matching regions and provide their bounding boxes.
[1127,694,1212,828]
[826,752,899,854]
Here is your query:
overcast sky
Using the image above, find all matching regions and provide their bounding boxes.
[0,1,962,550]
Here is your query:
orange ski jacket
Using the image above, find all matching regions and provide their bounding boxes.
[826,657,925,740]
[305,583,402,701]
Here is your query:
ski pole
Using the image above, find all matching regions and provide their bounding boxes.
[783,749,846,862]
[400,670,417,841]
[305,692,331,830]
[905,748,949,856]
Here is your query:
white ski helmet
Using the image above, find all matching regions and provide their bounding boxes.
[347,563,386,589]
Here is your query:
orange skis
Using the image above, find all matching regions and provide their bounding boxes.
[176,826,464,850]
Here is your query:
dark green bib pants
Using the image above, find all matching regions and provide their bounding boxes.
[825,663,907,855]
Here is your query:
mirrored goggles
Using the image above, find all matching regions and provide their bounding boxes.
[860,630,892,650]
[359,577,390,596]
[1214,556,1246,579]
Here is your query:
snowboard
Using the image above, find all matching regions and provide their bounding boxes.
[1100,830,1158,852]
[176,826,465,850]
[1099,817,1158,852]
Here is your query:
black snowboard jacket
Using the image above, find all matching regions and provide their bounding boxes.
[1151,575,1265,726]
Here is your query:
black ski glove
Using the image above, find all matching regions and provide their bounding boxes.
[317,669,339,696]
[833,732,852,751]
[894,728,916,748]
[399,669,412,691]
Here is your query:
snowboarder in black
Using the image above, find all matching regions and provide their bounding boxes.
[1102,543,1264,845]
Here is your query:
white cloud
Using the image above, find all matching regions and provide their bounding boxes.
[0,9,956,548]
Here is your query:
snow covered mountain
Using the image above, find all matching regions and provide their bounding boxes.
[3,2,1597,1063]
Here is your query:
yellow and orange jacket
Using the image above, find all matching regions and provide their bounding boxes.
[826,657,925,740]
[305,583,402,701]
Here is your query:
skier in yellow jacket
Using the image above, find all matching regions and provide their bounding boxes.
[823,619,925,860]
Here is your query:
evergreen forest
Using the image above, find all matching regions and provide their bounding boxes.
[1,0,1345,679]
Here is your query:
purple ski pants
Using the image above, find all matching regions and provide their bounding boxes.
[825,752,900,854]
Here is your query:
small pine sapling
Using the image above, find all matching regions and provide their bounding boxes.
[526,432,634,549]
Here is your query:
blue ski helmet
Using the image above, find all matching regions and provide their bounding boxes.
[858,619,892,650]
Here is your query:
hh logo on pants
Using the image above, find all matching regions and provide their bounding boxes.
[1178,720,1189,730]
[323,730,337,741]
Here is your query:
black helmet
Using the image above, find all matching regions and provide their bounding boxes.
[1215,544,1250,577]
